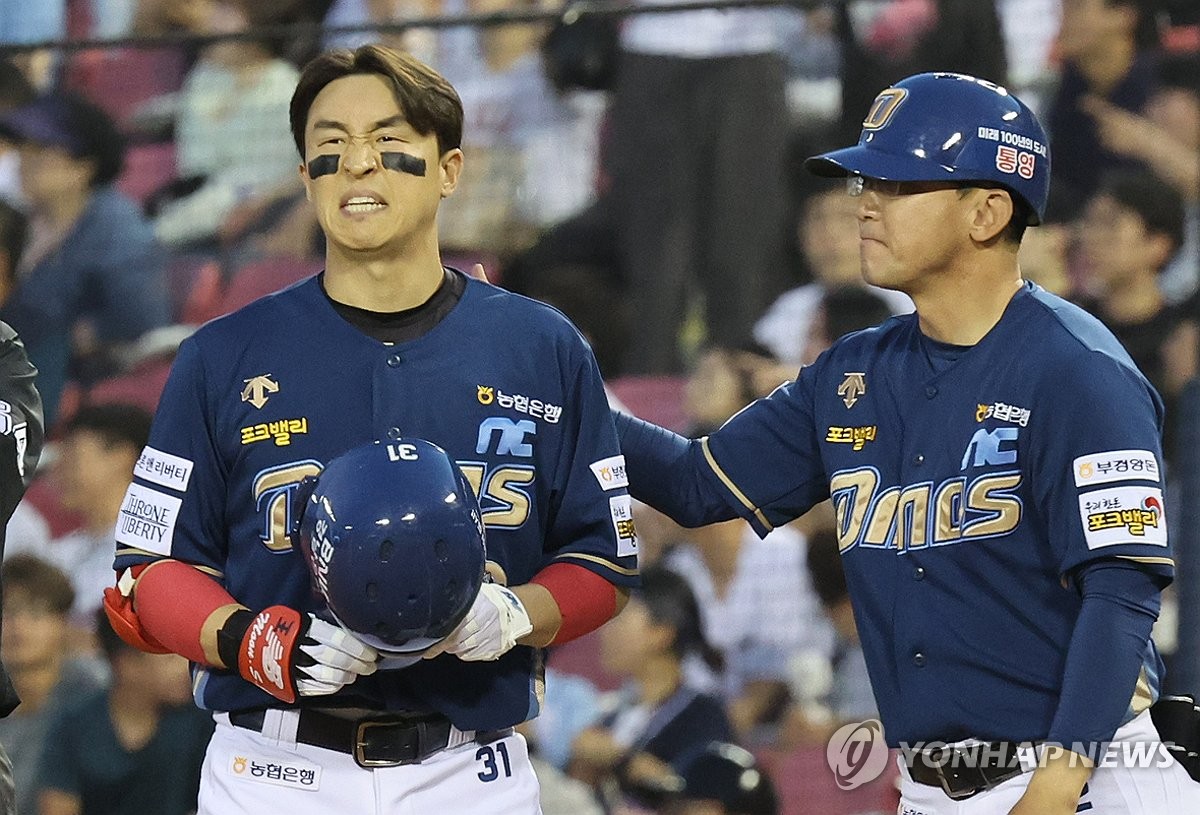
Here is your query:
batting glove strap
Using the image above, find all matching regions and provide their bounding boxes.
[441,584,533,662]
[219,606,379,704]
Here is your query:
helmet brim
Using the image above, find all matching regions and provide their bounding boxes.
[805,145,959,182]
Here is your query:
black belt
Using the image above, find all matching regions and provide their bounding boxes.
[229,708,510,768]
[903,741,1029,800]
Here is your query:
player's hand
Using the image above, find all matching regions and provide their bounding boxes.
[1007,746,1091,815]
[226,606,378,703]
[432,583,533,662]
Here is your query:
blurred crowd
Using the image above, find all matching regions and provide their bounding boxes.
[0,0,1196,813]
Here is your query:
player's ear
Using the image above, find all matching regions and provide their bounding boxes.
[299,161,313,202]
[967,188,1013,245]
[439,148,463,199]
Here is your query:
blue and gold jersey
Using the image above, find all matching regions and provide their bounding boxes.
[701,282,1171,744]
[114,273,638,731]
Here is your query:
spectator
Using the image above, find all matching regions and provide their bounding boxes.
[0,93,169,426]
[780,527,877,747]
[835,0,1009,145]
[35,609,213,815]
[1083,53,1200,303]
[606,1,798,373]
[0,199,24,304]
[665,516,835,740]
[0,58,35,206]
[570,565,733,810]
[798,284,895,366]
[436,0,604,258]
[1076,170,1187,397]
[0,555,106,815]
[151,0,302,251]
[1047,0,1161,214]
[754,184,911,367]
[0,0,63,91]
[7,405,153,629]
[682,344,791,439]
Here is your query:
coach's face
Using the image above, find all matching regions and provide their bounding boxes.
[300,73,462,257]
[854,179,1009,295]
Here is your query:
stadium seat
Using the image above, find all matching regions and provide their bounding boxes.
[116,142,178,207]
[214,255,324,318]
[753,744,900,815]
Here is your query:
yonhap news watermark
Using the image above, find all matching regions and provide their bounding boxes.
[825,719,1180,790]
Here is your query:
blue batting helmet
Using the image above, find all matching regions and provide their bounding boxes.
[295,438,487,653]
[805,72,1051,224]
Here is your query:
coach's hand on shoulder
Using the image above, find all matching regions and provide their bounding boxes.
[433,583,533,662]
[218,606,378,704]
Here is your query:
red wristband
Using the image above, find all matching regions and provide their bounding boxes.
[529,562,617,645]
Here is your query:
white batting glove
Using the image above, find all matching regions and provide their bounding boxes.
[294,615,379,696]
[438,584,533,661]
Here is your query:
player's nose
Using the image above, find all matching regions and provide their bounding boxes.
[342,141,378,177]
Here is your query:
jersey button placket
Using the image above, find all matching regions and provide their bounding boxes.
[386,353,403,368]
[912,652,926,667]
[924,385,938,399]
[913,566,925,580]
[387,426,402,440]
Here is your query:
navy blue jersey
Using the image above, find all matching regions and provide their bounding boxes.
[114,273,638,731]
[698,283,1171,744]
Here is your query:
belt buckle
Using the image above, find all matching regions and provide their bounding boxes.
[354,719,418,768]
[929,746,985,801]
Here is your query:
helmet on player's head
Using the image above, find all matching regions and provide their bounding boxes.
[805,72,1050,224]
[294,438,486,654]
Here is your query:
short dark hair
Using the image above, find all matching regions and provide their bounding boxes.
[1102,0,1161,50]
[1158,53,1200,95]
[806,528,848,610]
[638,564,724,673]
[0,199,26,279]
[0,58,33,111]
[289,45,464,160]
[63,402,153,453]
[96,605,130,660]
[3,553,75,615]
[820,286,893,341]
[1096,168,1186,258]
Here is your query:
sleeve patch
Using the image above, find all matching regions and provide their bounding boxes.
[608,494,639,558]
[134,446,195,492]
[1078,485,1167,550]
[1073,449,1160,487]
[589,455,629,490]
[116,483,183,555]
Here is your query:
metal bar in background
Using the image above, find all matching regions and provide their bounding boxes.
[0,0,828,55]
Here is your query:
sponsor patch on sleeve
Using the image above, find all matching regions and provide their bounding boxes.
[1073,449,1160,487]
[590,455,629,490]
[134,446,194,492]
[116,483,183,555]
[1078,485,1167,550]
[609,494,639,558]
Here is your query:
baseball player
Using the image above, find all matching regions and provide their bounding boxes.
[0,321,44,815]
[614,73,1200,814]
[103,45,638,814]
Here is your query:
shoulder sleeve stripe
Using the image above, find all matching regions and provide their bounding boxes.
[1115,555,1175,568]
[552,552,639,576]
[115,547,225,579]
[700,437,774,532]
[1129,667,1155,715]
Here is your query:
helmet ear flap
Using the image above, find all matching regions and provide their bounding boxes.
[288,474,321,542]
